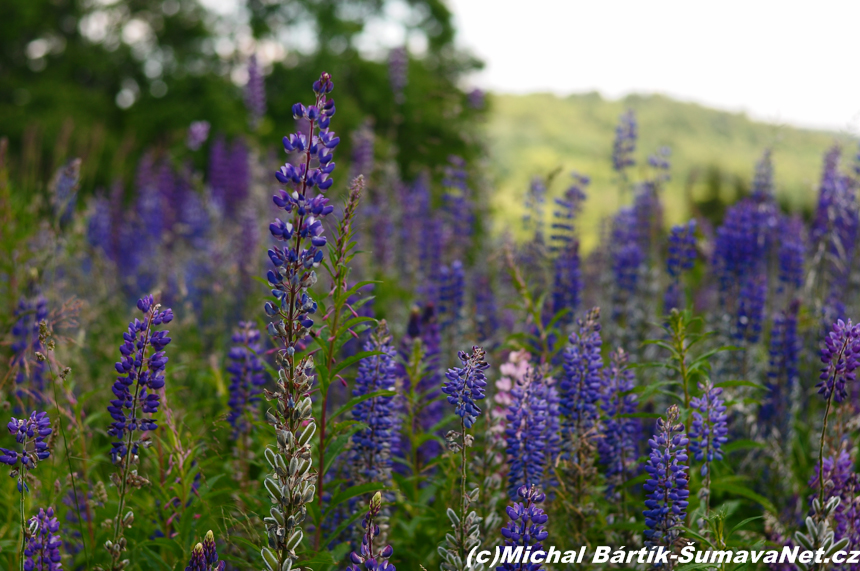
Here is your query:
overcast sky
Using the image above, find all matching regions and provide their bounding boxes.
[448,0,860,132]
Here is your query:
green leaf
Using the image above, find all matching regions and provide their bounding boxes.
[330,390,396,422]
[619,473,649,489]
[330,350,384,379]
[714,379,766,390]
[722,439,765,454]
[729,515,764,536]
[676,563,723,571]
[326,482,387,512]
[323,508,366,547]
[303,549,337,570]
[323,424,366,477]
[710,482,776,513]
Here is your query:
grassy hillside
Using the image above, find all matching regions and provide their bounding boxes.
[484,92,856,251]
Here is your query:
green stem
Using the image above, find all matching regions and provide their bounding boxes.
[46,348,90,566]
[19,481,25,571]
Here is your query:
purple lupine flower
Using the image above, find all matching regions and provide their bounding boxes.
[87,192,113,254]
[817,319,860,403]
[474,273,499,345]
[560,308,603,451]
[244,54,266,128]
[345,492,395,571]
[185,532,226,571]
[187,121,210,151]
[442,155,475,254]
[24,507,63,571]
[777,215,805,292]
[550,173,588,324]
[226,322,267,436]
[523,177,547,245]
[735,273,767,345]
[642,405,689,549]
[632,178,664,257]
[107,294,173,463]
[762,300,800,432]
[267,72,338,351]
[11,296,49,406]
[467,88,485,110]
[350,120,375,181]
[712,198,773,291]
[1,411,52,491]
[598,348,639,498]
[350,323,399,485]
[496,485,549,571]
[664,220,697,311]
[158,159,185,233]
[202,530,225,571]
[811,147,858,329]
[612,110,637,176]
[808,451,854,543]
[549,172,588,254]
[388,46,408,105]
[504,367,559,498]
[439,260,465,330]
[210,136,250,218]
[751,148,775,203]
[398,304,444,463]
[647,146,671,185]
[688,381,729,476]
[442,346,489,429]
[51,157,81,225]
[610,207,643,296]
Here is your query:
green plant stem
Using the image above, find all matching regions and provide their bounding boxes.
[45,347,90,566]
[818,391,835,510]
[19,481,25,571]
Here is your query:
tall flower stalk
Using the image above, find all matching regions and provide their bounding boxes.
[559,307,603,530]
[643,405,689,554]
[496,485,549,571]
[439,347,488,571]
[345,492,395,571]
[262,72,338,571]
[688,381,728,514]
[23,507,62,571]
[816,319,860,508]
[105,294,173,570]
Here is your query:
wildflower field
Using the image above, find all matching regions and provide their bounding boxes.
[3,3,860,570]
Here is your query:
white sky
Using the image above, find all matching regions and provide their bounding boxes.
[447,0,860,132]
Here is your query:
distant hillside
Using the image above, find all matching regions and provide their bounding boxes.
[484,92,855,251]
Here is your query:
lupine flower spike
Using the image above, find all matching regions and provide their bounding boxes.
[185,530,226,571]
[105,294,172,569]
[1,411,52,491]
[262,72,338,571]
[815,319,860,507]
[440,347,489,571]
[643,405,689,551]
[345,492,395,571]
[496,485,549,571]
[689,381,728,513]
[24,507,63,571]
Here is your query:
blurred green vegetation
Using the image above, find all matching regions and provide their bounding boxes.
[486,91,855,251]
[0,0,485,199]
